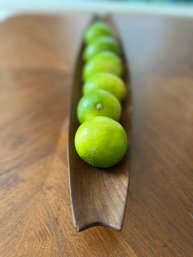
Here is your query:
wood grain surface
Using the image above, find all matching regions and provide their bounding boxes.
[0,14,193,257]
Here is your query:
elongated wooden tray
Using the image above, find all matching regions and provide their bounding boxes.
[67,15,131,231]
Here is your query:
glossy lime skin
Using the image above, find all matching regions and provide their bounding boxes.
[84,21,114,44]
[83,36,121,61]
[74,116,128,168]
[77,89,121,123]
[83,51,123,81]
[83,72,126,101]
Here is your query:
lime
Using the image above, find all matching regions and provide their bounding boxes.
[84,21,114,44]
[83,72,126,101]
[75,116,128,168]
[77,89,121,123]
[83,36,121,61]
[83,51,123,81]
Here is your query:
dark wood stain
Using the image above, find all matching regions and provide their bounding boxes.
[68,15,131,231]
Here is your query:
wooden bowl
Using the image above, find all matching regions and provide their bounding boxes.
[68,15,131,232]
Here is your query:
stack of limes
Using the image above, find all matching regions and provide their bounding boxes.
[74,21,128,168]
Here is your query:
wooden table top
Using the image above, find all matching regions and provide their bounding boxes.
[0,14,193,257]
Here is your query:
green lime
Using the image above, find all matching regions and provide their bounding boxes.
[83,51,123,81]
[77,89,121,123]
[75,116,128,168]
[83,36,121,61]
[84,21,114,44]
[83,72,126,101]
